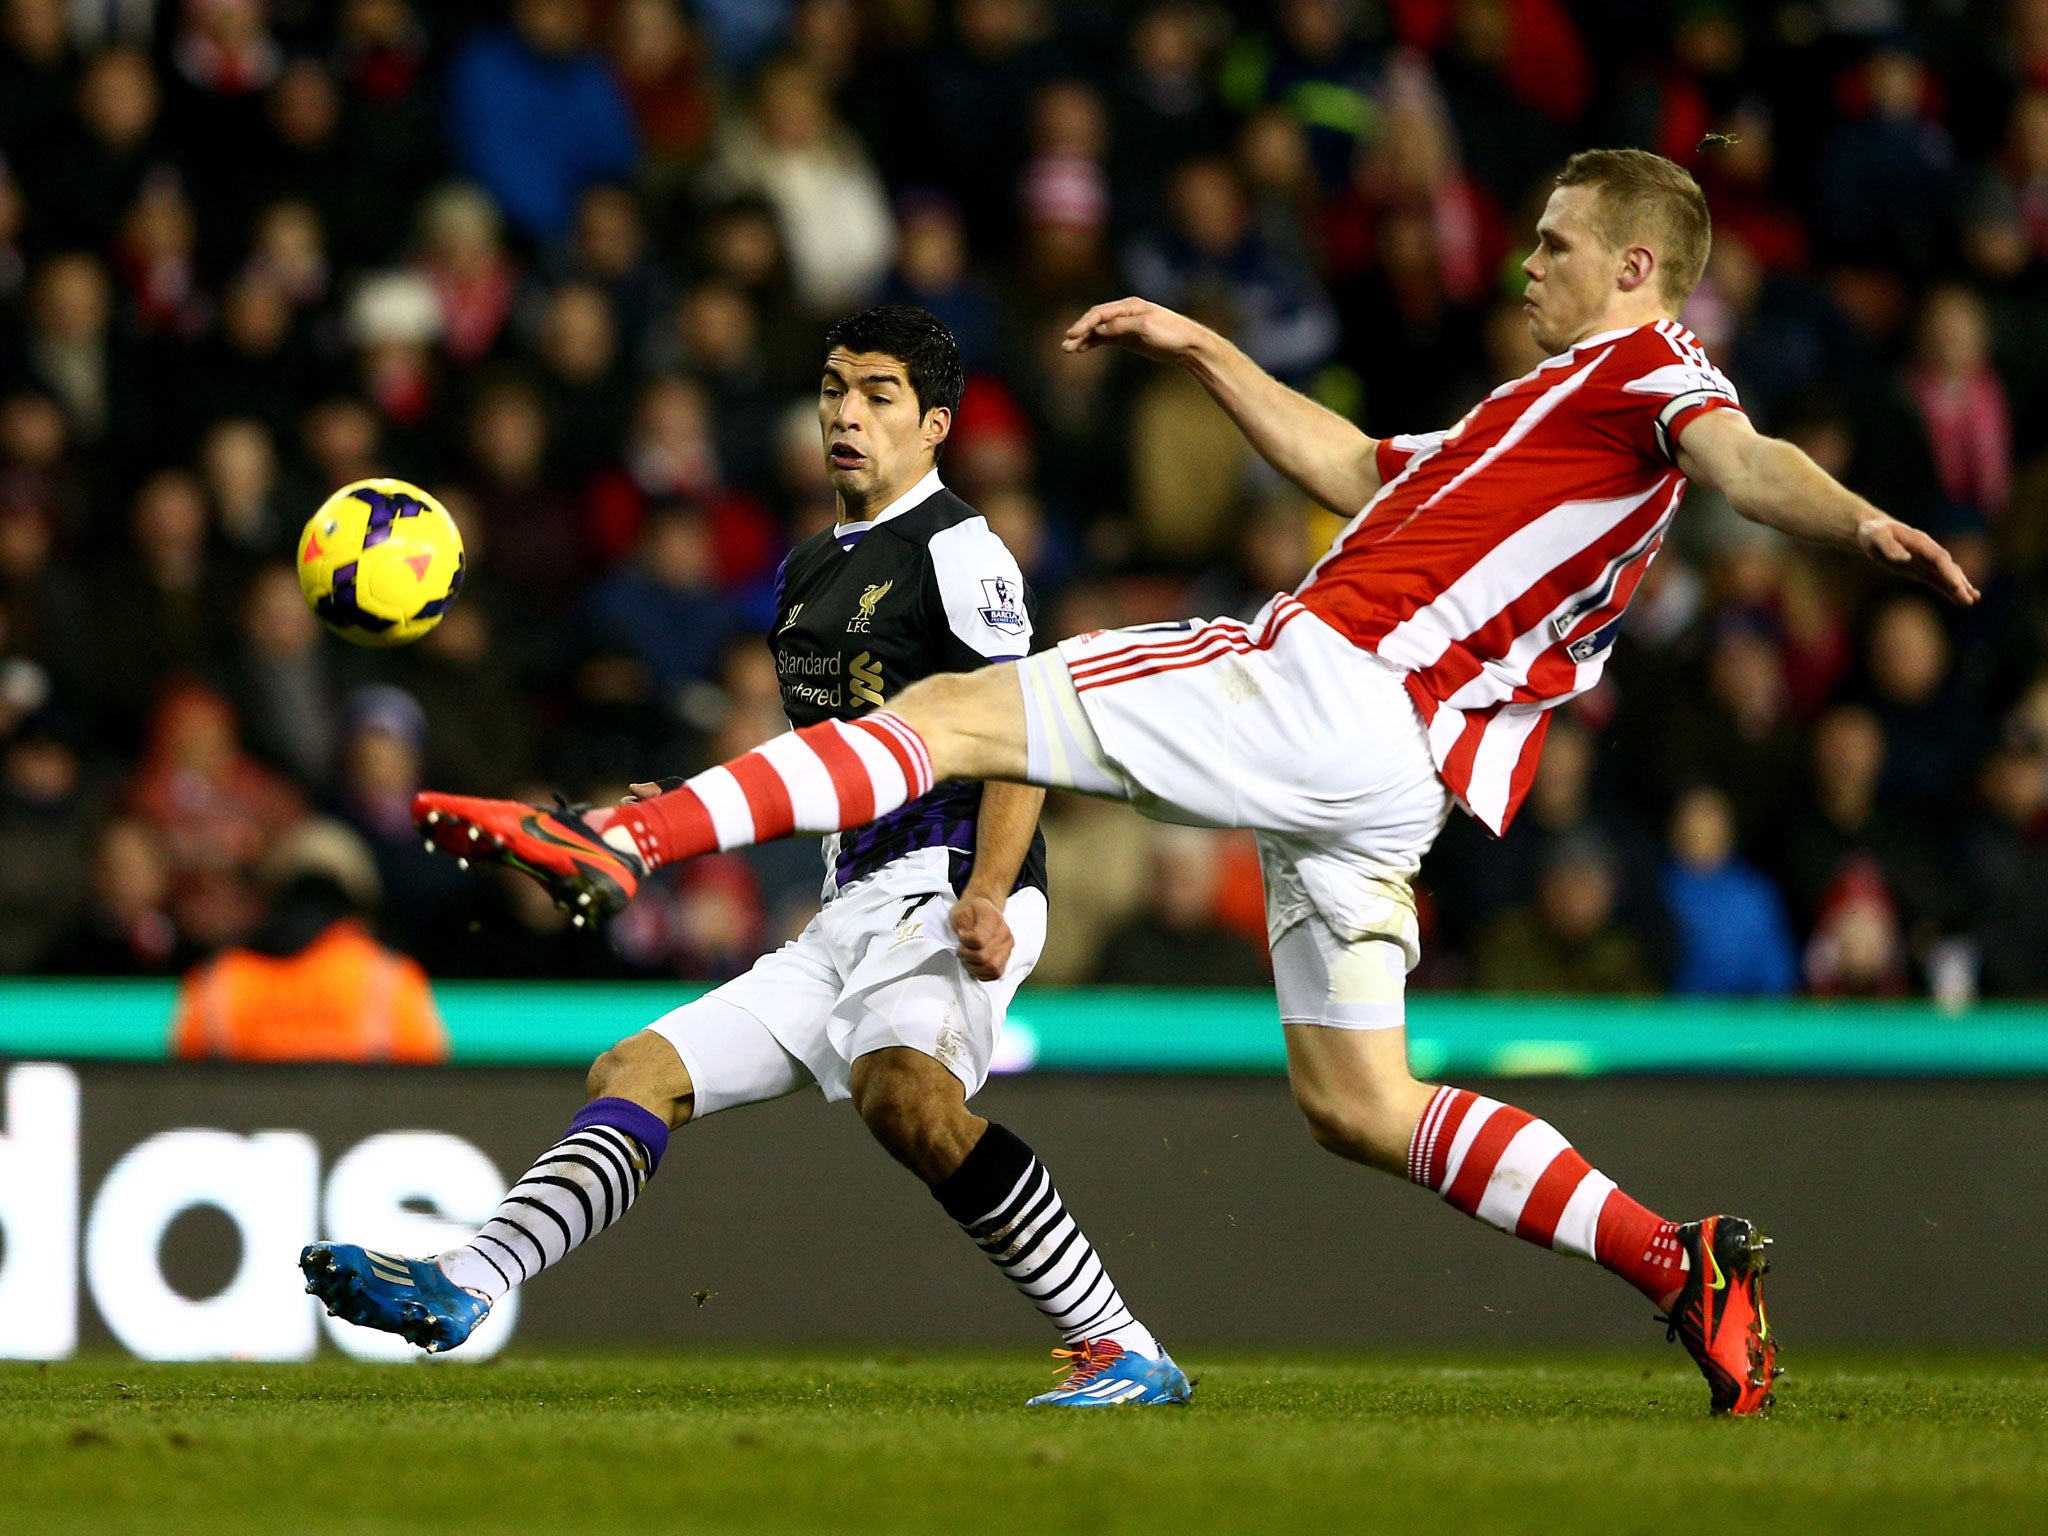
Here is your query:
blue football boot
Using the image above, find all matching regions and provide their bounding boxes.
[1026,1340,1193,1407]
[300,1242,491,1354]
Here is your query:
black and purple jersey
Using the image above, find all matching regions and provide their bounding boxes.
[769,469,1046,897]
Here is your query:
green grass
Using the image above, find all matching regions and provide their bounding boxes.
[7,1351,2048,1535]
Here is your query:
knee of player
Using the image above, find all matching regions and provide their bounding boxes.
[1294,1089,1383,1161]
[852,1072,926,1151]
[891,670,998,773]
[851,1063,958,1163]
[586,1031,690,1111]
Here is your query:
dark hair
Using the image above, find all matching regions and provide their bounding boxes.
[821,305,964,422]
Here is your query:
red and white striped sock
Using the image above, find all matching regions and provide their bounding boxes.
[592,712,935,871]
[1407,1086,1688,1310]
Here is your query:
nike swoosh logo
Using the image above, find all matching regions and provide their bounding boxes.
[1704,1245,1726,1292]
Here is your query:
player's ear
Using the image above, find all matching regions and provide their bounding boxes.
[1617,243,1657,295]
[922,405,951,454]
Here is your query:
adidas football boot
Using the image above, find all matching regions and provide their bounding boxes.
[1026,1340,1194,1407]
[412,792,643,923]
[1661,1215,1781,1416]
[301,1242,491,1354]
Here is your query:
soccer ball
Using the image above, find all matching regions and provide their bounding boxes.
[297,479,465,647]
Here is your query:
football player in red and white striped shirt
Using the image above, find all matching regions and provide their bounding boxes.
[416,151,1975,1414]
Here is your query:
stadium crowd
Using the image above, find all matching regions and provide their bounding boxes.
[2,0,2046,1004]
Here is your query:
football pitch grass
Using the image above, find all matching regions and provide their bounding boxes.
[8,1351,2048,1535]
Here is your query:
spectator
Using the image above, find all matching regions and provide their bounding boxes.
[669,279,782,494]
[1963,737,2048,996]
[1653,614,1804,850]
[1661,783,1798,996]
[1127,314,1252,565]
[347,271,443,443]
[462,379,584,612]
[702,55,895,316]
[332,683,469,941]
[179,265,306,442]
[550,183,674,358]
[392,600,536,797]
[40,45,164,252]
[918,0,1067,249]
[583,373,779,585]
[127,681,305,949]
[247,199,330,314]
[39,817,192,976]
[445,0,638,244]
[1803,857,1909,998]
[1966,88,2048,278]
[199,417,290,559]
[91,470,240,736]
[1473,836,1657,994]
[1906,284,2011,529]
[21,252,132,457]
[1867,593,1978,812]
[0,494,92,698]
[884,193,1001,371]
[1091,825,1270,986]
[171,817,448,1062]
[536,281,630,488]
[415,182,517,368]
[0,710,94,971]
[218,562,345,793]
[1111,1,1229,219]
[1816,48,1958,273]
[0,0,75,151]
[579,501,739,701]
[610,0,714,184]
[1016,78,1111,275]
[1218,0,1380,192]
[1124,157,1338,385]
[1782,703,1952,949]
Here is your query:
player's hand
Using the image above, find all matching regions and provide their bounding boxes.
[949,894,1013,981]
[1857,517,1981,606]
[1062,297,1208,364]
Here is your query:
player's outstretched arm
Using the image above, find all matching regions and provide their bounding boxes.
[1063,297,1384,516]
[1675,407,1980,606]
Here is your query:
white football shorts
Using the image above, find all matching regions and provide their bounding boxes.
[646,847,1045,1115]
[1018,596,1452,1028]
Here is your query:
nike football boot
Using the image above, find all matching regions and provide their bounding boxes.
[1661,1215,1781,1416]
[412,792,643,923]
[301,1242,491,1354]
[1025,1340,1194,1407]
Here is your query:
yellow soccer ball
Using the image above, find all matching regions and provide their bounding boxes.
[297,479,466,647]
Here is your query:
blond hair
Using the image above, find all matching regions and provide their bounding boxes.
[1555,149,1712,305]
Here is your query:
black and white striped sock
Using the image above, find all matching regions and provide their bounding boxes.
[437,1098,671,1301]
[933,1123,1158,1356]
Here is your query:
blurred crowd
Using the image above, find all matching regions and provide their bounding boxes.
[6,0,2048,1006]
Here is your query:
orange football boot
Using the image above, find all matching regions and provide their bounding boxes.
[412,792,644,923]
[1662,1214,1781,1416]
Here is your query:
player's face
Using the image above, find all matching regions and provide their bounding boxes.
[818,349,947,511]
[1520,187,1621,354]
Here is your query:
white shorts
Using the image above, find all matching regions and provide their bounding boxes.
[646,848,1046,1115]
[1019,596,1451,1027]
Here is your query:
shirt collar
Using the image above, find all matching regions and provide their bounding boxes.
[835,467,944,547]
[1571,321,1669,352]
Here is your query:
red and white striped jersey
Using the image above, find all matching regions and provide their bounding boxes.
[1295,320,1743,834]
